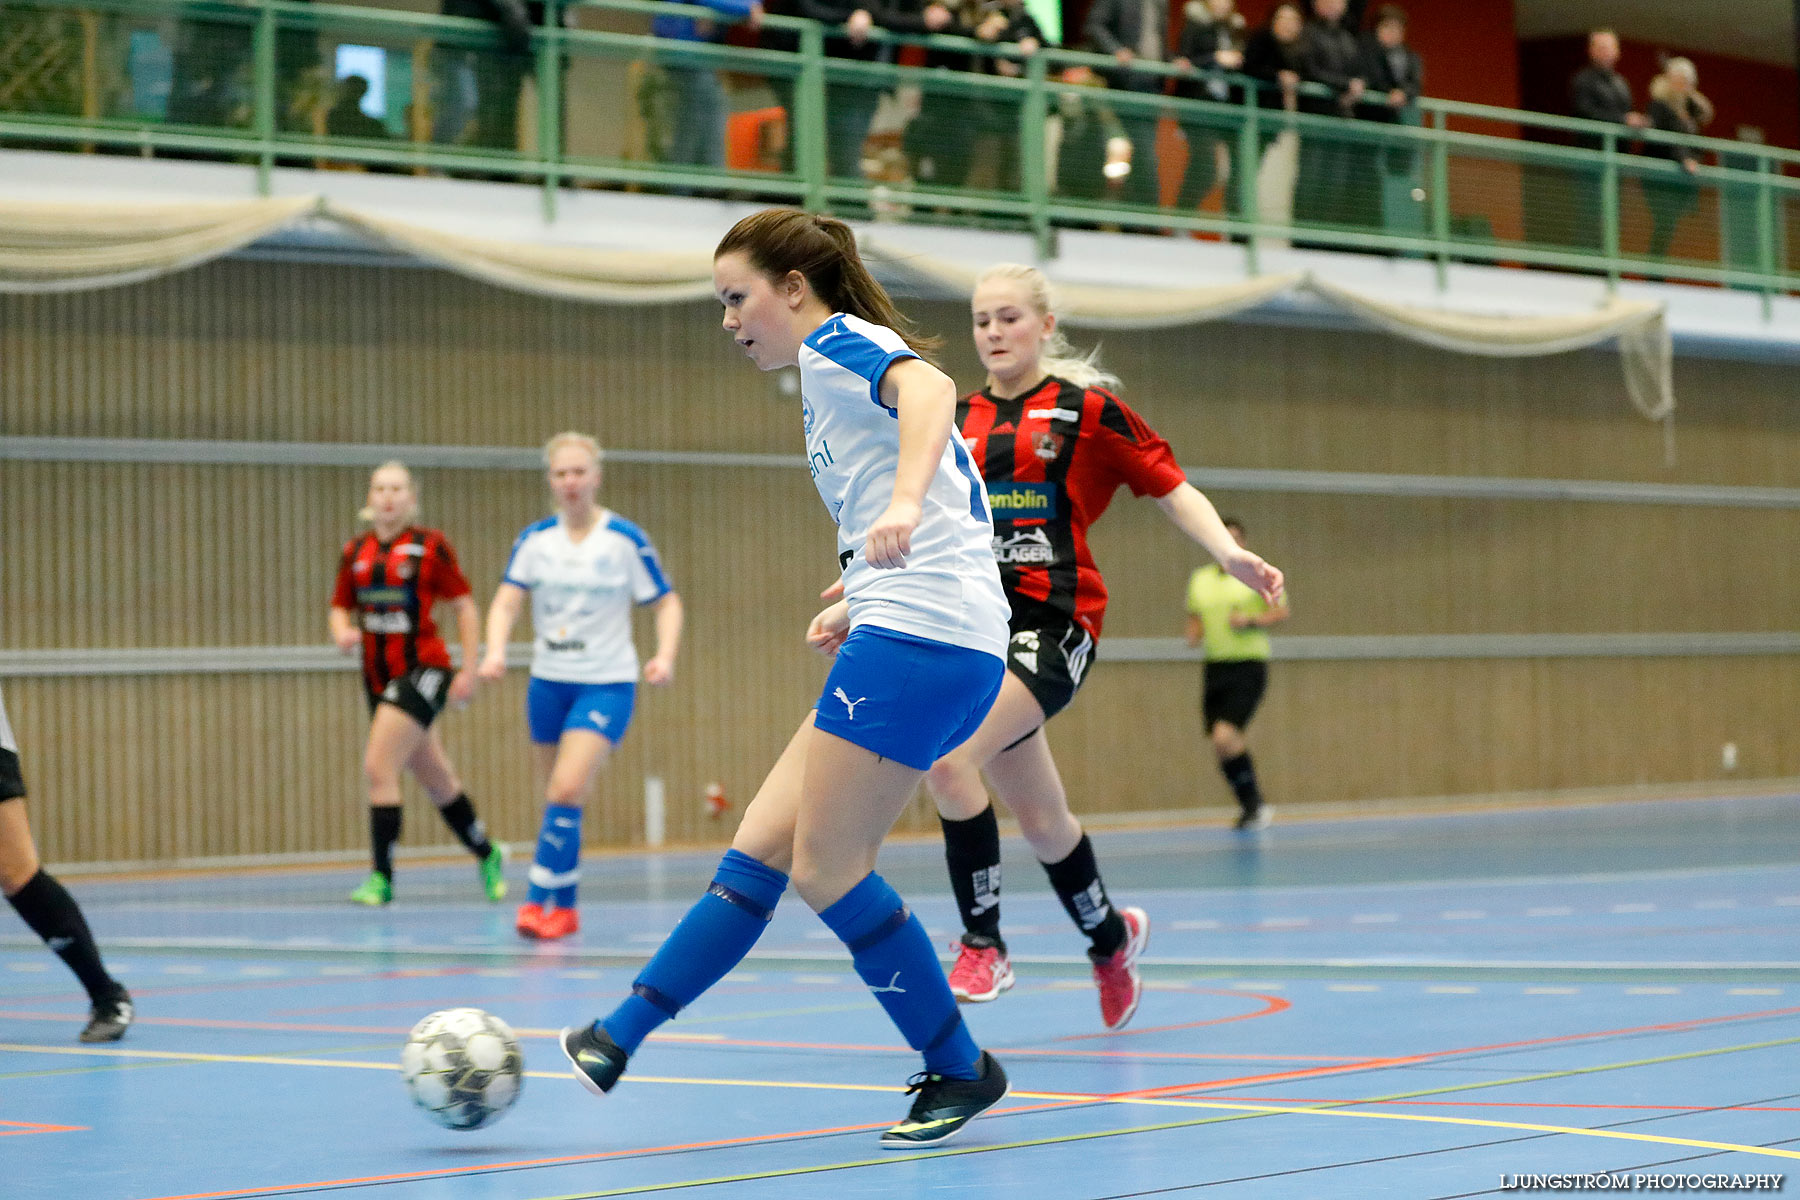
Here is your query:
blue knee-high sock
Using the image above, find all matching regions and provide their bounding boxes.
[819,873,982,1081]
[598,849,787,1055]
[528,804,583,908]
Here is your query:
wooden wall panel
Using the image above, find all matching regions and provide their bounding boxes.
[4,258,1799,866]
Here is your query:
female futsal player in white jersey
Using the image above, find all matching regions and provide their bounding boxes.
[562,208,1013,1148]
[478,432,683,941]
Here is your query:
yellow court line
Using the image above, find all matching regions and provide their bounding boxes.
[8,1036,1798,1168]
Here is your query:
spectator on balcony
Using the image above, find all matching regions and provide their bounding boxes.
[654,0,766,170]
[434,0,537,153]
[1294,0,1366,232]
[1642,56,1712,261]
[1358,5,1419,176]
[1566,28,1647,252]
[968,0,1046,192]
[1240,2,1305,234]
[1570,28,1646,146]
[1050,64,1127,207]
[1171,0,1247,216]
[167,0,314,134]
[887,0,979,188]
[326,75,391,141]
[793,0,894,179]
[1242,1,1304,115]
[1082,0,1171,208]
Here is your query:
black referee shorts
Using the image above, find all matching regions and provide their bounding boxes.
[1202,659,1268,731]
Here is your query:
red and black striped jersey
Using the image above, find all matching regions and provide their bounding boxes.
[958,377,1188,639]
[330,527,472,694]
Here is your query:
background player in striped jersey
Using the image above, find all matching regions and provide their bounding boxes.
[925,263,1283,1029]
[0,686,132,1041]
[562,209,1012,1148]
[329,462,505,907]
[478,432,684,942]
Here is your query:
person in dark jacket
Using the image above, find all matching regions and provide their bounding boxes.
[1171,0,1247,214]
[326,75,391,140]
[434,0,536,151]
[1641,56,1712,260]
[1294,0,1365,233]
[1566,28,1646,251]
[889,0,979,187]
[1242,0,1304,115]
[1082,0,1170,207]
[794,0,894,179]
[1358,4,1419,171]
[654,0,764,169]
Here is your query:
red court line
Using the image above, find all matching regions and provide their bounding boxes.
[1048,990,1292,1042]
[1222,1095,1800,1113]
[130,1115,928,1200]
[1114,1003,1800,1100]
[0,1119,88,1136]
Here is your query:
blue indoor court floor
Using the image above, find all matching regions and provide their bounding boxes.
[4,794,1798,1199]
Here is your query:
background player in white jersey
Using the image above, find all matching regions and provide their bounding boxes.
[562,208,1013,1149]
[0,686,132,1041]
[479,432,683,942]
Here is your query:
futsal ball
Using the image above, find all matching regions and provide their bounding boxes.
[399,1007,525,1130]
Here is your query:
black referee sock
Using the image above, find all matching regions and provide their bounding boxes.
[1041,834,1128,959]
[1219,753,1264,813]
[370,806,402,879]
[7,870,121,1004]
[940,807,1004,948]
[438,794,493,860]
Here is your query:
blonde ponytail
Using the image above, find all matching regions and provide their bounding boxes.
[975,263,1122,391]
[359,460,420,524]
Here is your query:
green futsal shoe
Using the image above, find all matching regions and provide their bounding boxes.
[349,872,393,906]
[480,844,508,902]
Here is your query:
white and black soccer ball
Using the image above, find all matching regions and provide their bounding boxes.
[399,1007,525,1130]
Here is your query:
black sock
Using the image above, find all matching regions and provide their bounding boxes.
[940,807,1004,948]
[437,794,493,859]
[1041,834,1127,959]
[7,870,120,1003]
[1219,752,1264,813]
[371,806,402,878]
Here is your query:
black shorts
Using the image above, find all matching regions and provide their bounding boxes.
[0,747,25,802]
[1202,659,1268,730]
[365,666,453,730]
[1004,611,1096,725]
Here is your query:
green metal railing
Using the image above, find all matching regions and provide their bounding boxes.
[3,0,1796,298]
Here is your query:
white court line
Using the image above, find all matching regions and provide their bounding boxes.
[1327,984,1381,993]
[1427,985,1479,994]
[1525,987,1580,995]
[1441,911,1487,920]
[1351,913,1400,924]
[1172,920,1221,930]
[1612,903,1657,913]
[1527,907,1575,917]
[1626,987,1681,995]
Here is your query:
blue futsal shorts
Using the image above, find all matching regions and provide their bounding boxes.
[812,626,1004,771]
[526,677,636,746]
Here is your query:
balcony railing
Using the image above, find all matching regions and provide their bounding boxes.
[2,0,1796,298]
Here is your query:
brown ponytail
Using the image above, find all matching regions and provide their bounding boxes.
[715,209,941,360]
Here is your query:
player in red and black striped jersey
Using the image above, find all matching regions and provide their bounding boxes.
[925,264,1284,1029]
[327,462,505,908]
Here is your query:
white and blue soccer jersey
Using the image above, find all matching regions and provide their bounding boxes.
[502,511,674,685]
[799,313,1009,660]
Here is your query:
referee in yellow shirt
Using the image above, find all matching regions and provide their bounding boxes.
[1184,518,1289,830]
